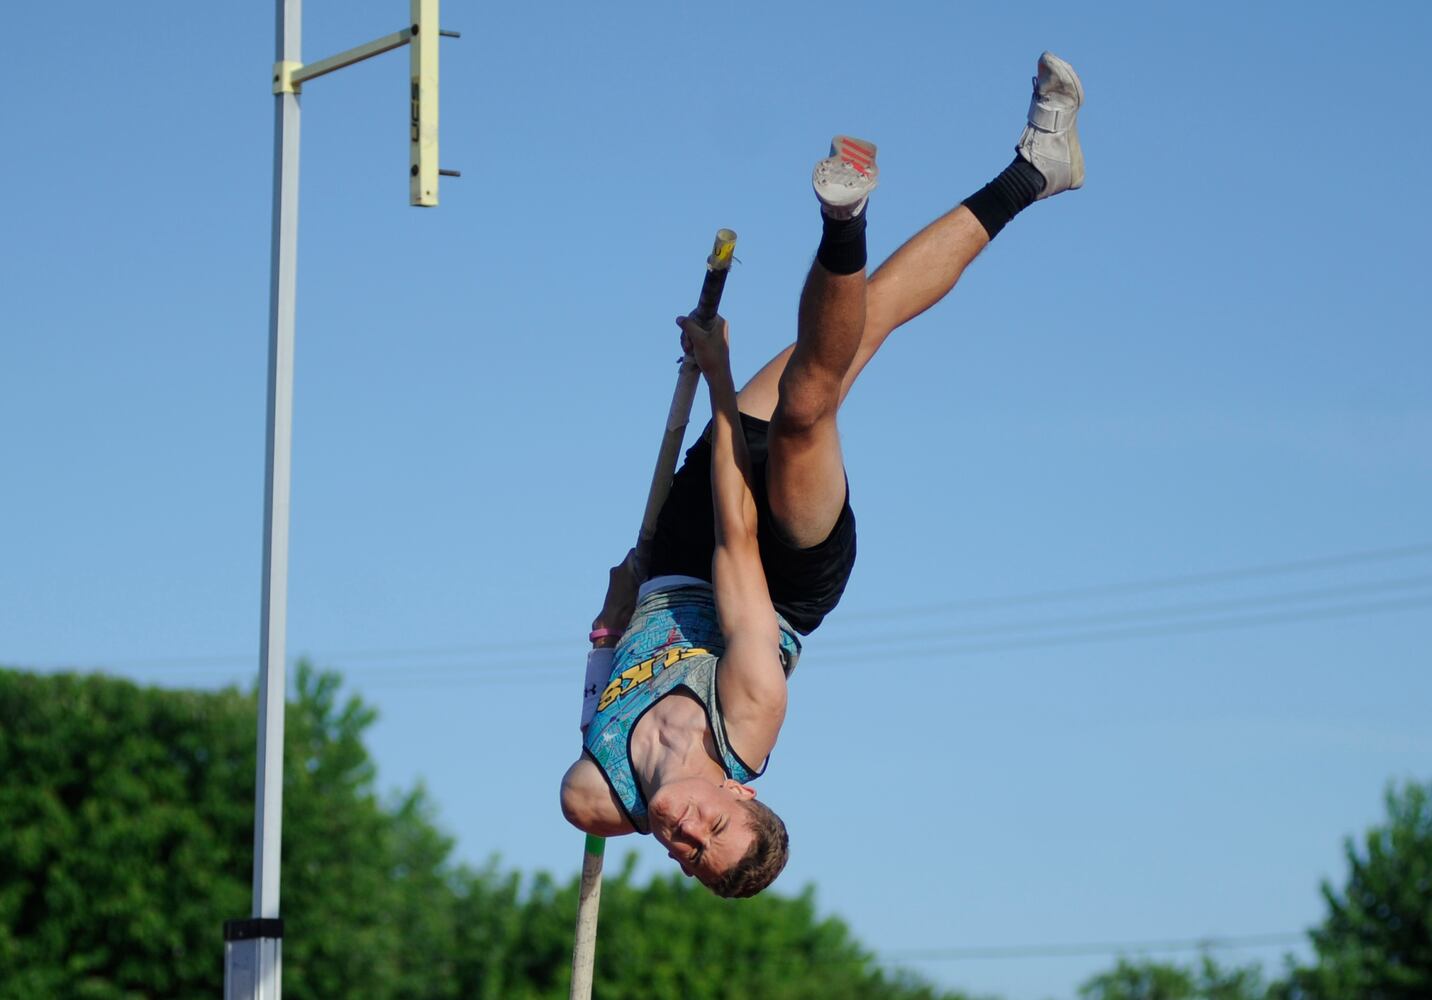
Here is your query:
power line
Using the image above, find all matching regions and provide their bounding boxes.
[823,574,1432,651]
[877,931,1306,963]
[339,593,1430,689]
[94,636,573,670]
[35,542,1432,678]
[100,581,1432,681]
[840,542,1432,623]
[336,591,1432,675]
[86,590,1430,688]
[814,595,1432,667]
[595,931,1310,973]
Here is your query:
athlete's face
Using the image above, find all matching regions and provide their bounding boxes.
[648,778,756,884]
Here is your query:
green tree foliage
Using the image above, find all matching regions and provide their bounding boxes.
[273,667,461,998]
[0,668,252,999]
[0,664,452,1000]
[1275,780,1432,1000]
[456,852,988,1000]
[1079,780,1432,1000]
[0,665,971,1000]
[1079,955,1266,1000]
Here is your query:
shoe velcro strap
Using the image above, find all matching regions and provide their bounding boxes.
[1028,97,1075,132]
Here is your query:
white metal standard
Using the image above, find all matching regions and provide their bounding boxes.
[225,3,450,997]
[410,0,440,207]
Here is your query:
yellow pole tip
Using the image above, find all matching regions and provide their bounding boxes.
[710,229,737,266]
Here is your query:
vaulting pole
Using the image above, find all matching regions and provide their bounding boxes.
[636,229,738,559]
[569,228,737,1000]
[568,834,607,1000]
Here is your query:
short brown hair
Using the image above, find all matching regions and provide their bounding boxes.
[707,799,788,899]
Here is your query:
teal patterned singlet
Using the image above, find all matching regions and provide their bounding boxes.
[582,579,801,834]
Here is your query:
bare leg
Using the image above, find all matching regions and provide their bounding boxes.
[762,262,867,548]
[746,52,1083,546]
[738,203,989,421]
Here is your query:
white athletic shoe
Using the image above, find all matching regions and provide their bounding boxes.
[1016,51,1084,199]
[812,135,878,219]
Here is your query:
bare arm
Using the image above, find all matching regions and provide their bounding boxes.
[591,547,641,648]
[560,757,637,837]
[677,316,787,759]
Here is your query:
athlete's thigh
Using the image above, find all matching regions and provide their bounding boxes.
[764,402,848,550]
[736,344,795,422]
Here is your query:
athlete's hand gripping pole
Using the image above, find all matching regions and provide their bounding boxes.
[569,228,737,1000]
[636,228,738,567]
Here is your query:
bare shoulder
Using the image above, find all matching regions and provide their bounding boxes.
[559,756,636,837]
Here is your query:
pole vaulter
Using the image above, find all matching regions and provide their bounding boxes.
[569,230,737,1000]
[562,51,1086,998]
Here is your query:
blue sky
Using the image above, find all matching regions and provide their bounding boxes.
[3,2,1429,998]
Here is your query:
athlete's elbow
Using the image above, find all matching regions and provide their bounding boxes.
[560,769,608,834]
[559,774,588,831]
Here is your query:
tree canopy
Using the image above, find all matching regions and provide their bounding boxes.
[1079,955,1266,1000]
[1274,781,1432,1000]
[0,665,973,999]
[2,664,1428,999]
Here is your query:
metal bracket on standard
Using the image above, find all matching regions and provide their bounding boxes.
[224,919,284,1000]
[272,60,302,95]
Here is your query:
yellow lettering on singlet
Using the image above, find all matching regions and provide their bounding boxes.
[623,656,656,687]
[596,678,623,712]
[595,647,716,714]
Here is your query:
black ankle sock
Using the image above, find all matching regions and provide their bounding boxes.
[816,208,868,275]
[962,157,1046,240]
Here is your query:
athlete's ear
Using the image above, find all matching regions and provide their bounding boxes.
[722,780,756,800]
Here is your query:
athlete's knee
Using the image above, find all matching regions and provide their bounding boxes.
[774,367,842,435]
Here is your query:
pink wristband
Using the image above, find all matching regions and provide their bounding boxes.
[589,627,623,643]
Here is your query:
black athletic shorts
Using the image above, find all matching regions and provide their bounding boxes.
[646,413,857,635]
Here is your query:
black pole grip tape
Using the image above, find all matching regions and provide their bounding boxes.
[692,267,731,325]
